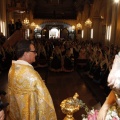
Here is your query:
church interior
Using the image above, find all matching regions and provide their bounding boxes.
[0,0,120,119]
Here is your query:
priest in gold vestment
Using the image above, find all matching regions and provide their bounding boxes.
[6,40,57,120]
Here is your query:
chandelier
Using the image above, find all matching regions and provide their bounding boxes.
[30,22,36,27]
[85,18,92,28]
[23,18,29,26]
[76,23,82,30]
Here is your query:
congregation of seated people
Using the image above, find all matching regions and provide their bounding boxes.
[0,36,119,96]
[86,44,118,94]
[32,39,119,95]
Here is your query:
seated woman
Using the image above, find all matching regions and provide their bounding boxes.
[76,46,88,70]
[60,44,66,56]
[93,54,108,83]
[97,52,120,120]
[38,44,48,67]
[63,49,74,72]
[50,45,62,72]
[88,50,102,79]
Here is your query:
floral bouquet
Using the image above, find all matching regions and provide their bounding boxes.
[79,100,120,120]
[105,104,120,120]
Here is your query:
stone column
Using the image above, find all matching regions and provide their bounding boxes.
[116,2,120,46]
[0,0,7,36]
[110,2,118,46]
[84,26,91,41]
[92,16,102,43]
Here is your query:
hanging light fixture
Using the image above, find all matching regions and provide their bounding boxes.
[85,18,92,28]
[23,18,29,26]
[76,23,82,30]
[30,22,36,27]
[85,3,92,28]
[76,12,82,30]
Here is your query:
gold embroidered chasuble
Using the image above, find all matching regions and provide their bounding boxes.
[6,60,57,120]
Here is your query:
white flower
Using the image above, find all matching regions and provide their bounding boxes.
[81,100,120,120]
[90,109,95,114]
[82,118,88,120]
[105,109,120,120]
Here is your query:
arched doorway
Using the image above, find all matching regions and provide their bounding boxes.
[49,27,60,39]
[34,22,75,40]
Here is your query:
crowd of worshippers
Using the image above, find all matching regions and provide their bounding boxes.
[0,38,119,80]
[22,38,120,96]
[33,38,118,79]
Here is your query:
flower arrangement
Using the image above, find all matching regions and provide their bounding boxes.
[82,108,98,120]
[105,105,119,120]
[79,100,120,120]
[79,100,98,120]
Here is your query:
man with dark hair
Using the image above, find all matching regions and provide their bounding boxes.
[6,40,57,120]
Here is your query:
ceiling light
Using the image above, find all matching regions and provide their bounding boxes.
[23,18,29,26]
[85,18,92,28]
[31,22,36,27]
[76,23,82,30]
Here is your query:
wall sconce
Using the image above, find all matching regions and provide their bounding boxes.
[85,18,92,28]
[90,28,93,39]
[106,25,111,41]
[23,18,29,26]
[81,30,84,38]
[0,21,5,36]
[76,23,82,30]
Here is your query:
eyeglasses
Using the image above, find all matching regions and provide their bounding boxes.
[29,50,37,53]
